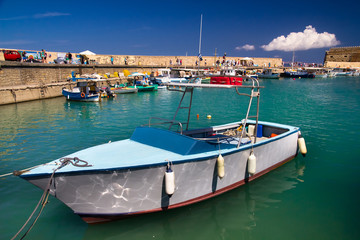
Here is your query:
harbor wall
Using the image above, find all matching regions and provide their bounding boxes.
[0,62,156,105]
[324,61,360,68]
[0,48,283,67]
[0,52,283,105]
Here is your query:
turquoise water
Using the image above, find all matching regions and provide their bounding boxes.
[1,77,360,239]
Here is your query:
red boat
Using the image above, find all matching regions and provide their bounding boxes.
[210,76,242,85]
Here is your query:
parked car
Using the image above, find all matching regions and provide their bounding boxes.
[54,57,67,64]
[3,50,21,61]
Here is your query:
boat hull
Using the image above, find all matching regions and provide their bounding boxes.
[21,123,299,223]
[62,89,100,102]
[281,72,315,78]
[258,74,279,79]
[112,88,138,94]
[133,85,158,92]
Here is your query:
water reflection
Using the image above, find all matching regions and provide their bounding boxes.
[83,157,306,240]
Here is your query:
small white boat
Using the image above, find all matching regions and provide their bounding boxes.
[258,69,280,79]
[18,79,307,224]
[155,69,190,84]
[329,68,353,77]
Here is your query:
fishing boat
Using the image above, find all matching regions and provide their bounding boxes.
[17,78,307,224]
[62,80,101,102]
[154,68,201,84]
[257,69,280,79]
[281,69,315,78]
[128,84,158,92]
[329,68,353,77]
[210,67,243,85]
[128,73,158,92]
[111,84,138,94]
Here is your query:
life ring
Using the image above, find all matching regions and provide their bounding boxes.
[237,125,243,132]
[81,92,85,98]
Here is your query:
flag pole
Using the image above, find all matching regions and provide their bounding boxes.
[198,14,203,75]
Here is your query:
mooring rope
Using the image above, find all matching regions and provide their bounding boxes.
[0,164,48,178]
[11,157,92,240]
[58,157,93,168]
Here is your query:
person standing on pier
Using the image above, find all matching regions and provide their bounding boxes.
[21,51,27,62]
[68,52,72,64]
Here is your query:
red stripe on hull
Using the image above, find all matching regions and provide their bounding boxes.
[80,155,296,224]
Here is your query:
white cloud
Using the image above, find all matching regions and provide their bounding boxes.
[0,40,34,45]
[33,12,71,19]
[0,12,70,21]
[235,44,255,51]
[261,25,340,51]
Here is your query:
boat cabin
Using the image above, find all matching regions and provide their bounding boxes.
[74,81,101,95]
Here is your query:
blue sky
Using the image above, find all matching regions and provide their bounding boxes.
[0,0,359,63]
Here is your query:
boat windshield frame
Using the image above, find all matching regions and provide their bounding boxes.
[146,77,263,147]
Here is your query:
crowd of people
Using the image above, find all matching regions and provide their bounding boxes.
[3,49,273,67]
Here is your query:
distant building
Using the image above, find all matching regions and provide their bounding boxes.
[324,46,360,67]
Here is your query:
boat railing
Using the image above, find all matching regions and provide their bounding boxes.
[146,117,184,134]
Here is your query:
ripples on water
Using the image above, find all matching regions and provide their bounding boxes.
[1,77,360,239]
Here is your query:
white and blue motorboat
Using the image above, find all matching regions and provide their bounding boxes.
[257,68,280,79]
[62,80,101,102]
[155,68,189,84]
[17,79,307,224]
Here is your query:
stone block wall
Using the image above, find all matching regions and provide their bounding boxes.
[324,46,360,64]
[1,48,283,67]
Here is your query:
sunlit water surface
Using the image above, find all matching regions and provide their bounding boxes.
[1,77,360,239]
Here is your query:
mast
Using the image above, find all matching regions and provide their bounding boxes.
[198,14,203,75]
[214,48,217,66]
[198,14,203,56]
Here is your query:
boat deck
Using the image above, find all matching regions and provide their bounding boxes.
[20,120,298,177]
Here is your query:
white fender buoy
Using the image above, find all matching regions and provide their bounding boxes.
[248,125,255,136]
[217,154,225,179]
[165,167,175,196]
[298,137,307,156]
[248,152,256,175]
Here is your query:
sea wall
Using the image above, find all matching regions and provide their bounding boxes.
[0,49,283,105]
[324,61,360,68]
[0,62,154,105]
[0,49,283,67]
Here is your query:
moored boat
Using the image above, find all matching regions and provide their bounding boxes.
[281,69,315,78]
[210,67,243,85]
[18,78,307,224]
[111,84,138,94]
[62,80,101,102]
[128,72,158,92]
[257,69,280,79]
